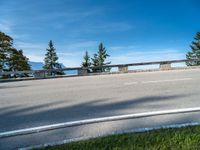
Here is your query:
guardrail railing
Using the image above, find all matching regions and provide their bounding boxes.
[0,59,200,79]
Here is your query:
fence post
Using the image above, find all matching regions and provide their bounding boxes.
[78,68,88,76]
[118,65,128,73]
[34,71,46,78]
[0,69,2,76]
[159,62,171,70]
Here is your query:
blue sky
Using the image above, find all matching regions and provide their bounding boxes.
[0,0,199,67]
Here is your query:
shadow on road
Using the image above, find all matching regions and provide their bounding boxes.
[0,85,30,89]
[0,94,188,132]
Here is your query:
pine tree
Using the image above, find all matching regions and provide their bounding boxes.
[43,40,64,75]
[0,31,31,74]
[0,31,13,70]
[91,53,99,72]
[82,50,91,72]
[91,42,111,72]
[55,63,65,75]
[9,49,31,71]
[186,32,200,66]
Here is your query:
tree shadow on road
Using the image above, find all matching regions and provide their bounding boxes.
[0,85,30,89]
[0,94,188,132]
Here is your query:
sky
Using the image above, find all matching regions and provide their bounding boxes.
[0,0,199,67]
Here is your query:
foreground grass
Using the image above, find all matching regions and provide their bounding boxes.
[40,125,200,150]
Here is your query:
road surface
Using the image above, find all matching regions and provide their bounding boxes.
[1,69,200,149]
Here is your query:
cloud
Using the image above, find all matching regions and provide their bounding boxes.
[85,22,133,33]
[0,20,14,34]
[26,54,44,62]
[58,41,98,50]
[69,22,133,35]
[0,20,30,40]
[14,40,187,68]
[14,41,46,51]
[109,45,137,51]
[0,21,12,33]
[33,8,104,27]
[109,48,186,64]
[13,40,98,66]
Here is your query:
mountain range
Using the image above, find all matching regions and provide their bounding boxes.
[28,61,77,75]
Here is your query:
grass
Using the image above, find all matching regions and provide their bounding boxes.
[39,125,200,150]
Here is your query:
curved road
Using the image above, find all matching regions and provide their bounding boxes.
[1,69,200,149]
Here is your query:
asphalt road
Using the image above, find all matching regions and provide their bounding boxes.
[1,69,200,149]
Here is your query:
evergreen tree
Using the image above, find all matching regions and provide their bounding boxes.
[55,63,65,75]
[91,53,99,72]
[0,31,31,75]
[9,49,31,71]
[82,50,91,72]
[43,40,64,75]
[0,31,13,70]
[91,42,111,72]
[186,32,200,66]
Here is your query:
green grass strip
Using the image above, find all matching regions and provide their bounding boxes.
[39,125,200,150]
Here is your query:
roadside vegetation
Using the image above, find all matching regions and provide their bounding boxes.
[40,125,200,150]
[0,31,111,79]
[186,32,200,66]
[1,30,200,79]
[0,31,31,78]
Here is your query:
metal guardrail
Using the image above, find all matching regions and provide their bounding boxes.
[0,59,200,78]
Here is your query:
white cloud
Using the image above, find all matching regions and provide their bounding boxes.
[109,48,186,65]
[0,20,12,33]
[59,59,81,67]
[109,45,137,51]
[70,22,133,35]
[0,20,30,41]
[61,41,98,50]
[15,40,187,68]
[13,40,98,67]
[26,54,44,62]
[14,41,46,51]
[87,22,133,33]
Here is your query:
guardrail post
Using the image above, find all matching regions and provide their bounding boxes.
[78,68,88,76]
[34,71,46,78]
[159,62,171,70]
[118,65,128,73]
[0,70,2,76]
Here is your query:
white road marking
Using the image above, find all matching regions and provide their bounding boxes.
[124,78,193,85]
[1,107,200,138]
[124,82,138,85]
[142,78,193,84]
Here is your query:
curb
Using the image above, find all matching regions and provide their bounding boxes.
[1,107,200,138]
[19,122,200,150]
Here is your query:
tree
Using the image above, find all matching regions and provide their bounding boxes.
[91,42,111,72]
[9,49,31,71]
[55,63,65,75]
[0,31,13,70]
[43,40,64,75]
[91,53,99,72]
[82,50,91,72]
[186,32,200,66]
[0,31,31,75]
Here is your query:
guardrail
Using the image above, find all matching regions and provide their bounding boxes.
[0,59,200,79]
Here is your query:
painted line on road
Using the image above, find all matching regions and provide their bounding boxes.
[142,78,193,84]
[124,78,193,85]
[124,82,138,85]
[1,107,200,138]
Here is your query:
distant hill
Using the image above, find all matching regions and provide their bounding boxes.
[28,61,77,75]
[29,61,44,70]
